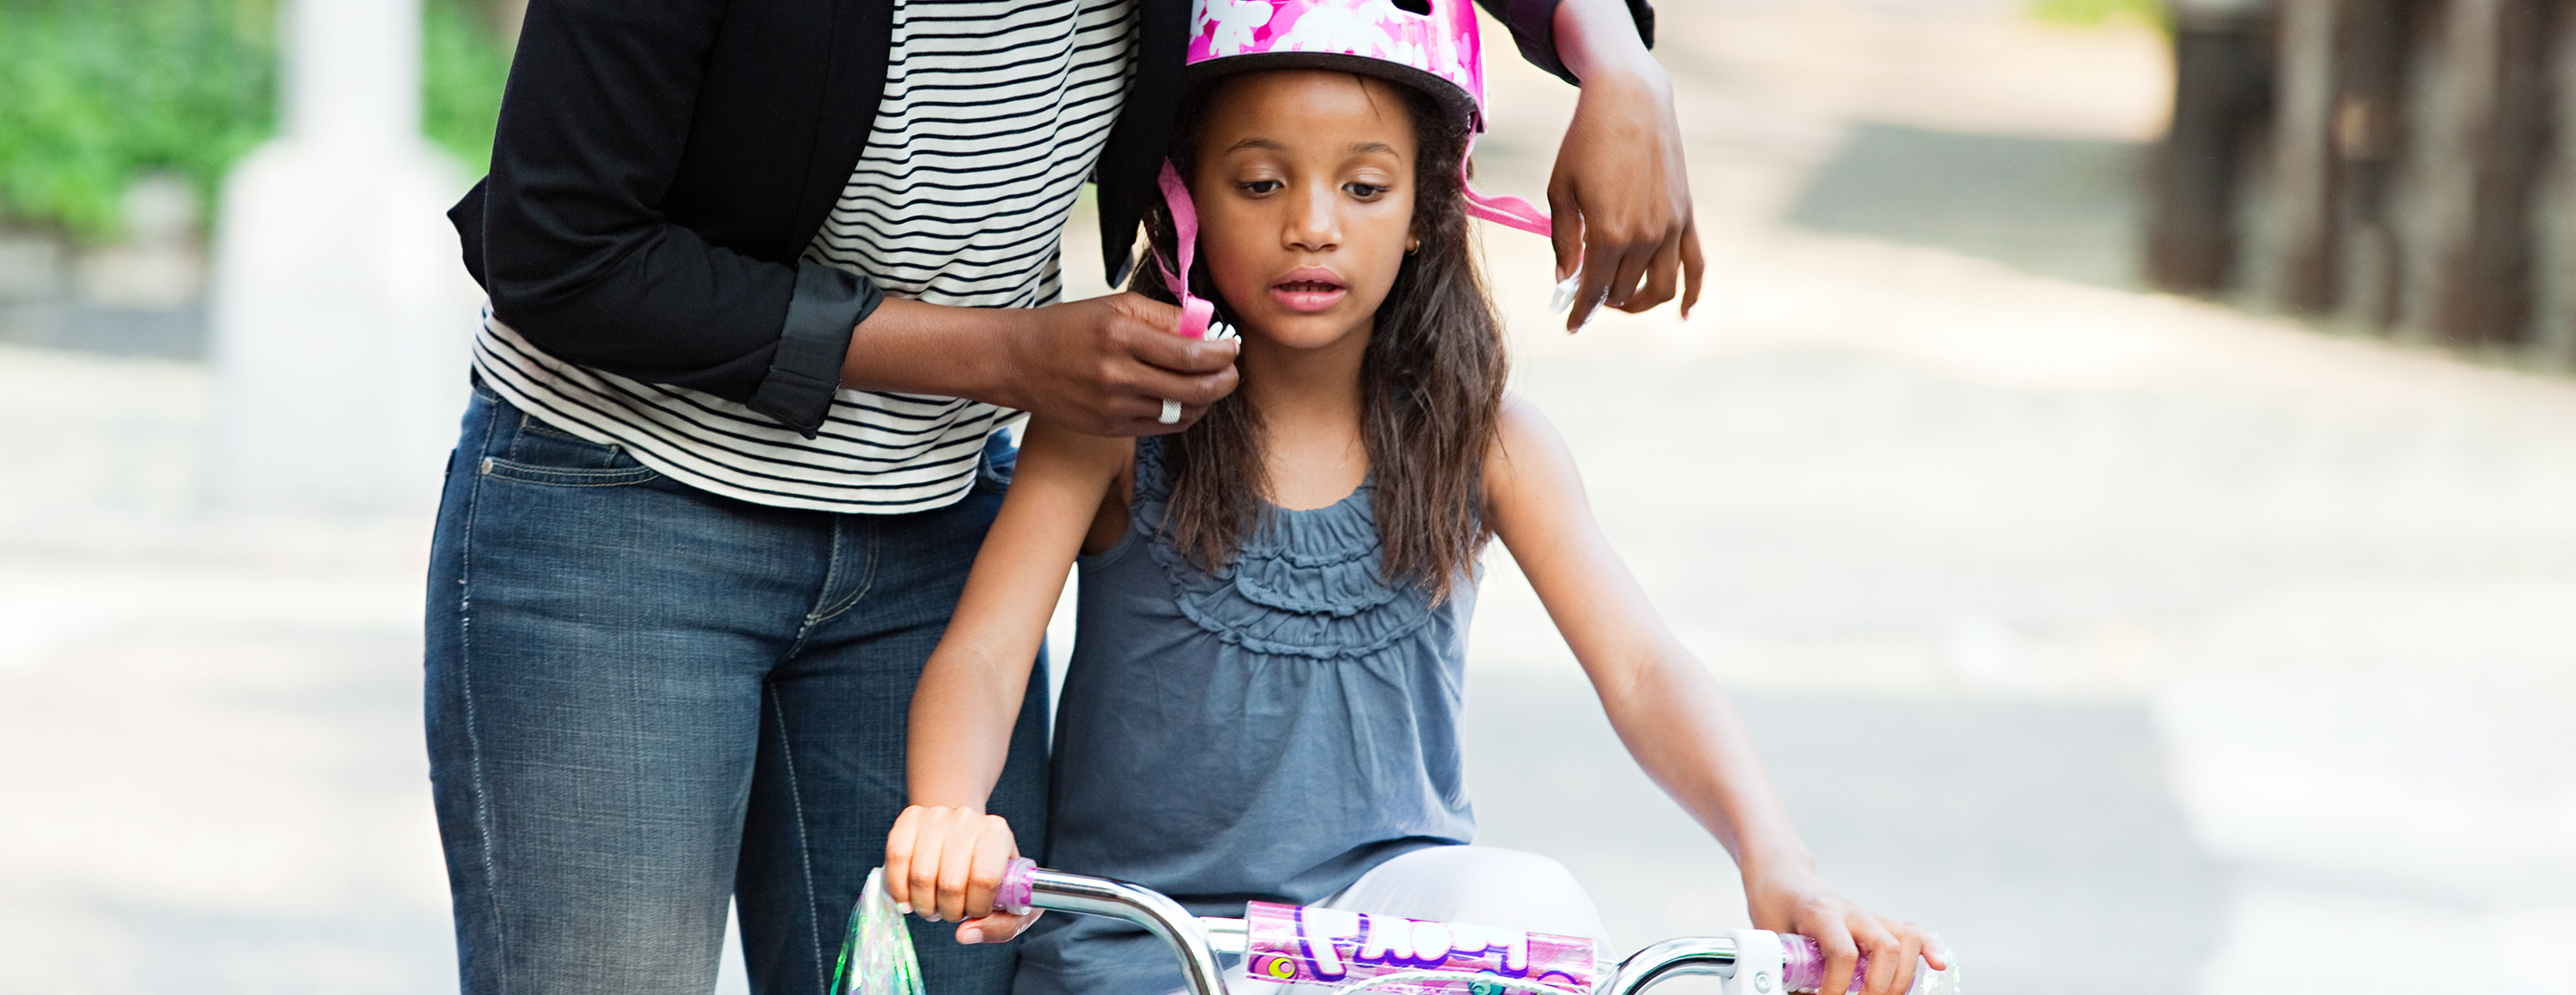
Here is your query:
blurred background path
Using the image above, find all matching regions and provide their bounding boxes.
[4,1,2573,993]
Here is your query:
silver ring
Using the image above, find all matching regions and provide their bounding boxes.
[1157,399,1182,424]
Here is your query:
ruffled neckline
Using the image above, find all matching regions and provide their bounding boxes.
[1133,438,1439,659]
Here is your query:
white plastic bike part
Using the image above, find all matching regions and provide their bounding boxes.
[1204,916,1248,955]
[1721,930,1785,995]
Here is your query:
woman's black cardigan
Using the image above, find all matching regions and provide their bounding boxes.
[450,0,1648,436]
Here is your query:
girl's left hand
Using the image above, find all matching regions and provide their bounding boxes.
[1745,866,1948,995]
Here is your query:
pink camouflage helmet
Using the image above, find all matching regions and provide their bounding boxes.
[1186,0,1489,131]
[1149,0,1554,347]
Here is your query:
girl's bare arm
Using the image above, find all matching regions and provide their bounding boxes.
[886,418,1129,937]
[1482,395,1942,995]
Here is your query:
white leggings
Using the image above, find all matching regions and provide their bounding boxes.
[1170,846,1610,995]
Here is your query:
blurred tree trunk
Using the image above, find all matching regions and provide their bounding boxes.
[2417,0,2554,347]
[2270,0,2343,313]
[2148,4,2271,295]
[2333,0,2411,331]
[2545,0,2576,368]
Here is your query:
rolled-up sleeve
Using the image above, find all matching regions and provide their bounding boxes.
[1476,0,1656,85]
[453,0,875,438]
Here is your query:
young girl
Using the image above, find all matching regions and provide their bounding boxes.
[885,5,1943,995]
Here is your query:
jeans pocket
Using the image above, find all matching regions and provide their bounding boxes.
[479,456,660,488]
[480,412,661,488]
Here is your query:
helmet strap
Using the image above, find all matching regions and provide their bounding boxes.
[1459,137,1554,237]
[1156,159,1220,340]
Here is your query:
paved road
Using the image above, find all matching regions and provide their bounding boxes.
[4,2,2573,993]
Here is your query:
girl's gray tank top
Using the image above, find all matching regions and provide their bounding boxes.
[1013,436,1478,995]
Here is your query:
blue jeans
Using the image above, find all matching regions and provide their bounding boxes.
[426,382,1049,995]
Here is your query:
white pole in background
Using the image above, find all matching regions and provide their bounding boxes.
[208,0,481,512]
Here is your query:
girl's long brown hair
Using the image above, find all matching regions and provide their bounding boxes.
[1134,74,1508,602]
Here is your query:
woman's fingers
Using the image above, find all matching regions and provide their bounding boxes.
[1547,167,1585,285]
[1123,361,1237,410]
[1546,61,1691,329]
[1118,305,1241,378]
[1615,231,1683,315]
[1548,170,1606,331]
[1005,294,1241,436]
[1600,230,1659,313]
[1677,217,1706,319]
[1565,254,1614,331]
[1555,194,1690,328]
[1099,304,1240,436]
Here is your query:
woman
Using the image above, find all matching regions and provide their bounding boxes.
[427,1,1699,994]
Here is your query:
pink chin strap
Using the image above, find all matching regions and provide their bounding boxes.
[1151,152,1552,339]
[1156,161,1223,341]
[1459,134,1554,237]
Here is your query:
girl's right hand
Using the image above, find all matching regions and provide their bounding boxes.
[1746,865,1945,995]
[884,804,1042,945]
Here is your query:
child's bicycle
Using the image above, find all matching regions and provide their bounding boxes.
[835,860,1960,995]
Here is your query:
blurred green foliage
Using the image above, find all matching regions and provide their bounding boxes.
[424,0,511,174]
[2026,0,2167,30]
[0,0,276,242]
[0,0,508,242]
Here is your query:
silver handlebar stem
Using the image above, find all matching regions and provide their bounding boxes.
[1026,870,1232,995]
[1597,938,1741,995]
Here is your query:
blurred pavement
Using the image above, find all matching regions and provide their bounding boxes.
[4,1,2573,993]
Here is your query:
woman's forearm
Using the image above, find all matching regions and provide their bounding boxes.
[841,293,1242,438]
[841,296,1022,405]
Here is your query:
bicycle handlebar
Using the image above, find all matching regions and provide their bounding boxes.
[1014,865,1752,995]
[1022,867,1233,995]
[1601,939,1744,995]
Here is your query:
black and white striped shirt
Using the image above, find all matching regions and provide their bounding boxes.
[471,0,1138,513]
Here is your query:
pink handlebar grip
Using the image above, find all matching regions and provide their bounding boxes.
[996,856,1038,915]
[1783,933,1952,994]
[1780,933,1861,993]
